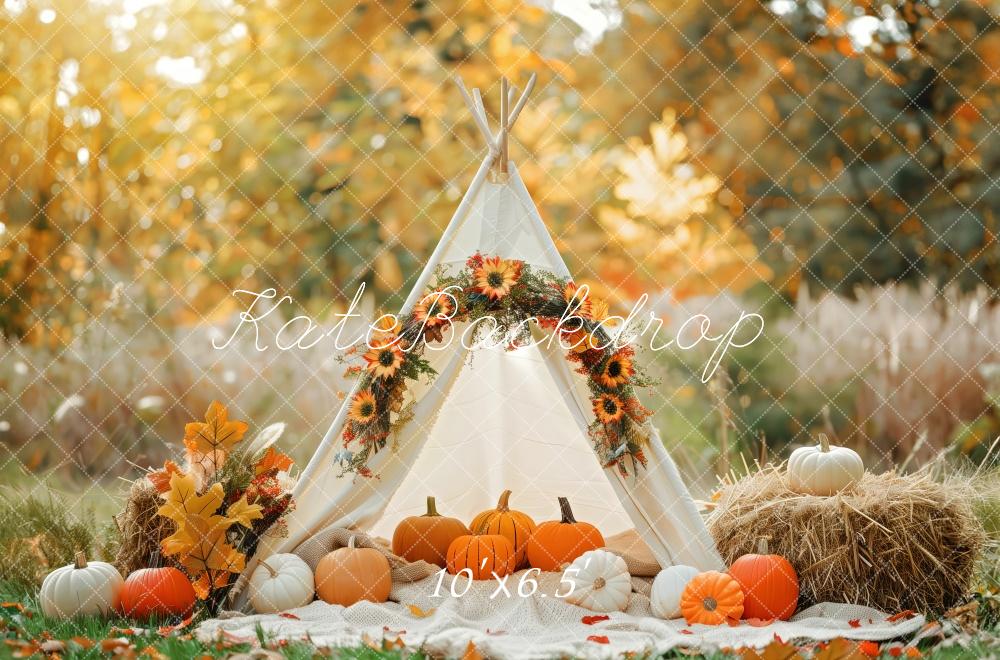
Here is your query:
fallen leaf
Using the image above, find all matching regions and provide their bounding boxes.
[745,617,776,627]
[69,636,95,649]
[887,610,916,622]
[407,604,435,618]
[681,629,693,635]
[278,612,301,620]
[858,641,882,658]
[461,640,483,660]
[740,639,804,660]
[157,614,194,636]
[39,640,65,653]
[581,614,610,625]
[100,637,134,653]
[848,619,862,628]
[586,635,610,644]
[0,602,27,613]
[813,637,866,660]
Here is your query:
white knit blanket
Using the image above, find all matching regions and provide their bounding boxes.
[198,570,926,658]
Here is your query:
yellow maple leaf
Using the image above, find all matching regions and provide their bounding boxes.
[225,494,263,529]
[183,401,249,457]
[157,472,224,522]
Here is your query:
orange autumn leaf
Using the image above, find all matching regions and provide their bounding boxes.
[581,614,610,625]
[407,604,435,618]
[461,640,483,660]
[740,639,804,660]
[813,637,867,660]
[148,460,182,493]
[255,447,293,475]
[887,610,917,622]
[183,401,248,457]
[586,635,610,644]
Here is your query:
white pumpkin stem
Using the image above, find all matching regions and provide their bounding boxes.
[757,538,769,555]
[819,434,830,452]
[593,577,606,590]
[347,535,357,550]
[74,551,87,569]
[260,560,278,578]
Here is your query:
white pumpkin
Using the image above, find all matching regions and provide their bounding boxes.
[788,434,864,495]
[560,549,631,613]
[39,552,123,618]
[649,564,700,619]
[248,554,315,614]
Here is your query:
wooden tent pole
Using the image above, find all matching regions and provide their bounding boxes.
[499,77,509,173]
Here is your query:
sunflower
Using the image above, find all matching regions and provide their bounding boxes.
[362,341,405,379]
[595,352,634,388]
[593,393,625,424]
[412,290,456,328]
[474,256,523,300]
[563,282,591,317]
[348,391,378,424]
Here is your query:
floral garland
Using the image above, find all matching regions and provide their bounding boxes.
[338,253,655,477]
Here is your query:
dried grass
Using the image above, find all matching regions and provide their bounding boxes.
[707,466,986,613]
[113,477,175,576]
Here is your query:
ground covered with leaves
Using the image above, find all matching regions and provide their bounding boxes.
[2,583,997,659]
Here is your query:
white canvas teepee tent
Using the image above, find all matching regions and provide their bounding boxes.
[240,76,722,599]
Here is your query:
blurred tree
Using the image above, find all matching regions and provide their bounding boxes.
[2,0,996,347]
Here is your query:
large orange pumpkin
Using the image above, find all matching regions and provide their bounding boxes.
[446,534,516,580]
[392,496,470,567]
[526,497,604,572]
[680,571,745,625]
[728,539,799,620]
[119,561,195,620]
[469,490,536,568]
[315,536,392,606]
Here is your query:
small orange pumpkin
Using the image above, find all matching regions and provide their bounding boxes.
[469,490,537,568]
[446,534,515,580]
[119,554,195,620]
[526,496,604,572]
[315,536,392,606]
[392,496,470,567]
[680,571,745,625]
[728,539,799,620]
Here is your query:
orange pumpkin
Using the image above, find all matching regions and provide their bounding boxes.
[728,539,799,620]
[469,490,537,568]
[119,559,195,619]
[680,571,745,625]
[446,534,516,580]
[315,536,392,606]
[392,496,470,567]
[526,497,604,572]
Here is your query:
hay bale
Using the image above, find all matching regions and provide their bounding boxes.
[113,477,176,576]
[707,467,984,613]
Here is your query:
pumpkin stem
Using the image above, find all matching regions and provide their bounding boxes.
[557,497,577,524]
[819,433,830,452]
[703,596,718,612]
[260,560,278,578]
[756,538,769,555]
[593,577,606,590]
[425,496,440,517]
[496,489,512,512]
[74,551,87,569]
[150,548,163,569]
[347,535,357,549]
